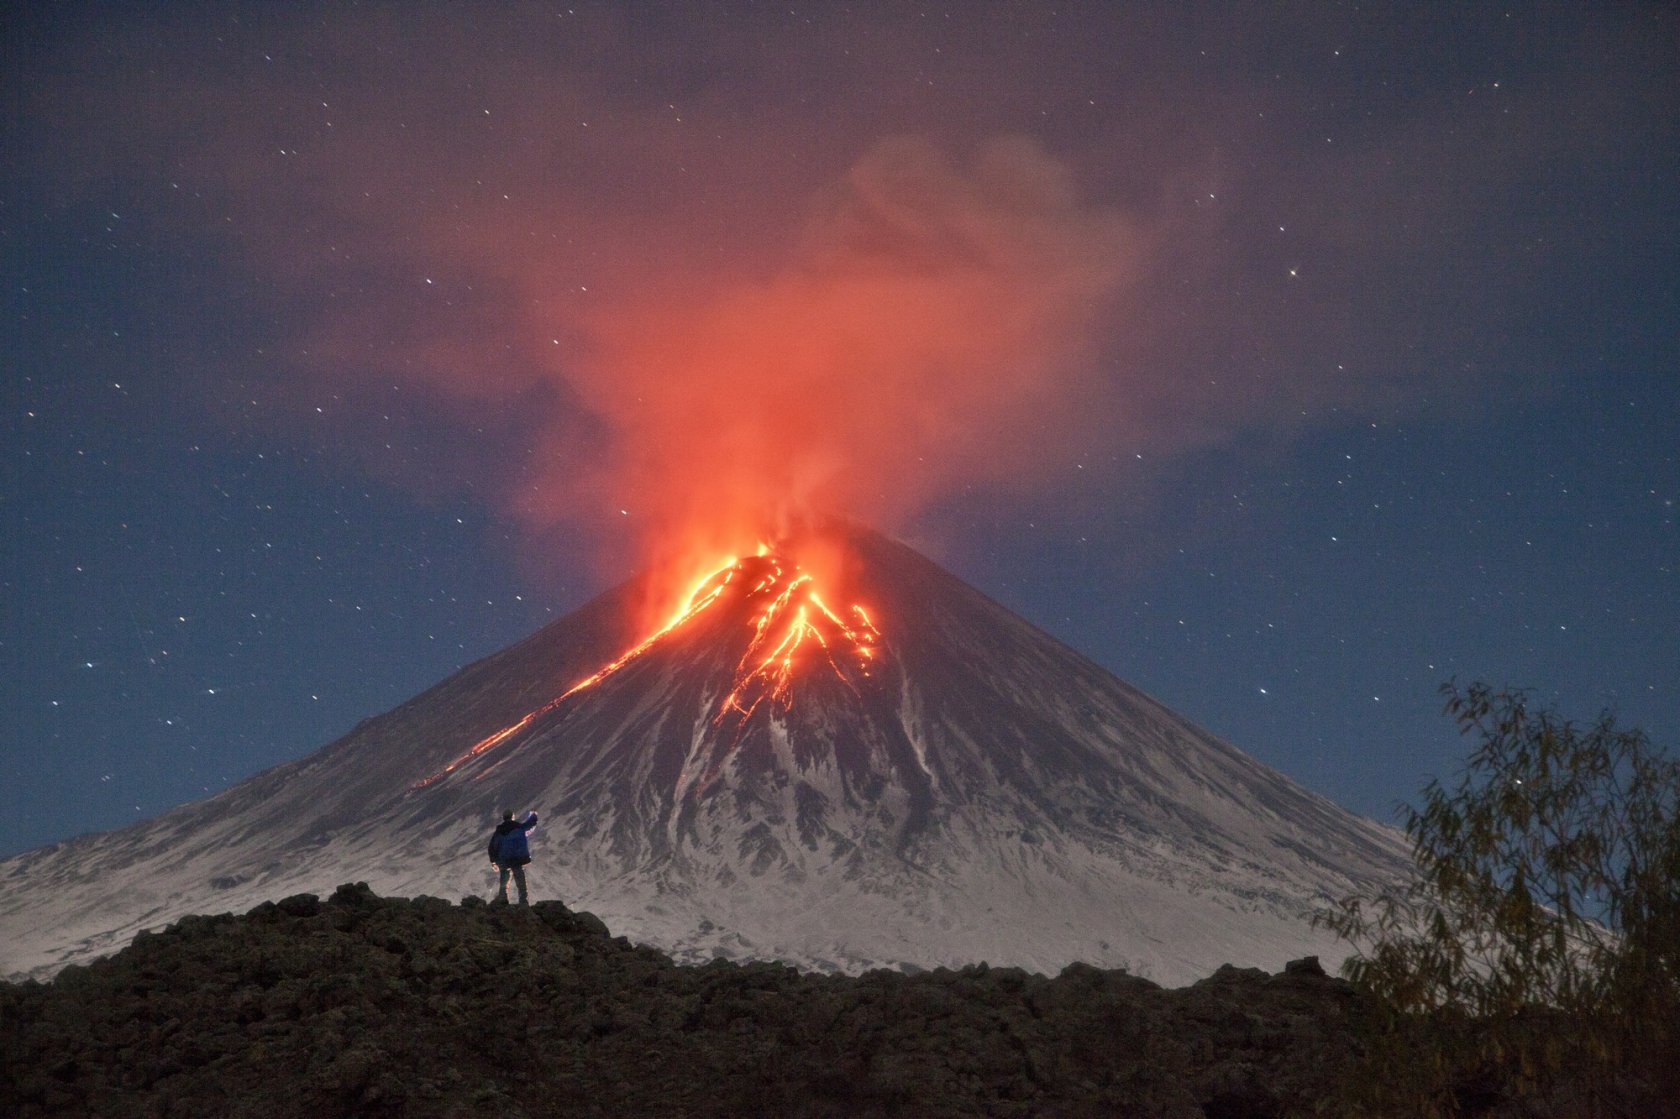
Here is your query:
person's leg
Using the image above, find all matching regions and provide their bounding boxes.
[496,865,511,903]
[512,863,528,905]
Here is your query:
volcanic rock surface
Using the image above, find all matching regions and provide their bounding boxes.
[0,883,1379,1119]
[0,522,1409,984]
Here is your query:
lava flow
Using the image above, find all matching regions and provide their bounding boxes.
[413,545,882,788]
[711,552,881,728]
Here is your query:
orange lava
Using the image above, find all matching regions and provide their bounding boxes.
[412,546,880,788]
[713,559,880,727]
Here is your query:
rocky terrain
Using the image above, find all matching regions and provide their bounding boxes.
[0,883,1380,1118]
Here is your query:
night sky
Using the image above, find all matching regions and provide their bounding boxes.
[4,4,1676,858]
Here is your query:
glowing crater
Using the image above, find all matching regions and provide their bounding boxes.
[413,546,880,788]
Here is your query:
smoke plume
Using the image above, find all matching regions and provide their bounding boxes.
[536,136,1139,579]
[17,3,1602,614]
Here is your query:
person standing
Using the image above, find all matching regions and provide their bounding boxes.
[487,810,538,905]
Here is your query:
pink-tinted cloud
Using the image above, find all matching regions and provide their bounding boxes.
[22,4,1661,599]
[522,136,1144,562]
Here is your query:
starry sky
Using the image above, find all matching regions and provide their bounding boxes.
[4,3,1676,857]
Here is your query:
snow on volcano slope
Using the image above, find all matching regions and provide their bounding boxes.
[0,523,1411,985]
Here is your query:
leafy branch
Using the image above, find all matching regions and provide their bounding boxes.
[1316,681,1680,1115]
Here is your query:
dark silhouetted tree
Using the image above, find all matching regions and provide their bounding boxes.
[1317,681,1680,1116]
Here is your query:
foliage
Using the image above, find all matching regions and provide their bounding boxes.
[1317,681,1680,1116]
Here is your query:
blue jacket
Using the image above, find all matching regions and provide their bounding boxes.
[488,813,538,866]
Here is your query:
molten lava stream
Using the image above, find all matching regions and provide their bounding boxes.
[714,574,881,727]
[411,549,882,788]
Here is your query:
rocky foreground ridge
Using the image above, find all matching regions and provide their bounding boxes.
[0,884,1378,1118]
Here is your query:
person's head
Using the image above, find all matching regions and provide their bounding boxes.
[502,810,514,822]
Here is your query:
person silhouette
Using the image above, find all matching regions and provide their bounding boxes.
[487,810,538,905]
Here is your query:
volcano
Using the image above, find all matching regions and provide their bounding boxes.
[0,522,1409,984]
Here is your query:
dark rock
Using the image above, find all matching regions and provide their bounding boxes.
[276,893,320,918]
[571,910,610,937]
[327,881,379,908]
[0,886,1389,1119]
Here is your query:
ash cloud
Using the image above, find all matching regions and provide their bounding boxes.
[535,135,1144,563]
[15,4,1665,585]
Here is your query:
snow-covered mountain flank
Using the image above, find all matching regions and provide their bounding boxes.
[0,522,1410,985]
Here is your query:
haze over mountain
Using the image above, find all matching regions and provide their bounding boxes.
[0,522,1409,985]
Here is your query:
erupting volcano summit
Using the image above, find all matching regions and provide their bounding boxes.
[0,521,1410,984]
[416,544,885,790]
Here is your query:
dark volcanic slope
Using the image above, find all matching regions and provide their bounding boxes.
[0,884,1378,1119]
